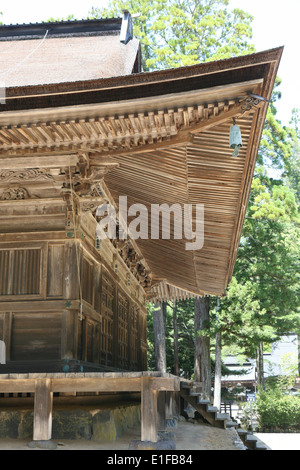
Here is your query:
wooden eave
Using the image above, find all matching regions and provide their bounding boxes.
[0,47,283,299]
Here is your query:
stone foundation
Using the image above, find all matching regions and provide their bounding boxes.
[0,404,141,442]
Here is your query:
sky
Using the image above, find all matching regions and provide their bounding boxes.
[0,0,299,126]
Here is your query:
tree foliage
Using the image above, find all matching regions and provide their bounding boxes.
[87,0,255,70]
[212,108,300,363]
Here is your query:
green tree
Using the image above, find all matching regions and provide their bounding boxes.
[204,97,300,393]
[215,140,300,388]
[43,14,77,22]
[284,109,300,204]
[147,300,195,376]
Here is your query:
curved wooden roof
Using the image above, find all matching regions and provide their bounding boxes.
[0,46,283,298]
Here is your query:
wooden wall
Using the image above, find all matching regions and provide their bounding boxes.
[0,235,147,371]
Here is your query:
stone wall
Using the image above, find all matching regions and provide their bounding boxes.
[0,403,141,441]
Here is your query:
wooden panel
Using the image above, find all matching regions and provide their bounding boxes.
[63,242,79,300]
[0,248,41,296]
[11,313,61,361]
[47,244,65,297]
[81,256,94,306]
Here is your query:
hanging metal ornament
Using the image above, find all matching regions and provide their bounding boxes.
[229,119,242,157]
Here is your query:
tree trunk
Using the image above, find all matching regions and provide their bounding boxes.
[173,300,179,376]
[194,296,211,401]
[256,341,264,389]
[153,302,167,373]
[298,334,300,376]
[213,331,222,411]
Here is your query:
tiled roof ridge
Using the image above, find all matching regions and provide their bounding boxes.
[0,17,123,40]
[0,17,122,27]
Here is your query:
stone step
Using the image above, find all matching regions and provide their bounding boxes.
[216,412,230,420]
[207,405,218,413]
[180,382,230,430]
[245,434,258,448]
[225,420,238,428]
[255,443,268,450]
[237,429,268,450]
[197,398,211,405]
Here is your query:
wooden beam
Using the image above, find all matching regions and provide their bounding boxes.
[33,379,53,441]
[0,375,179,394]
[0,379,36,393]
[0,154,78,169]
[92,101,264,158]
[50,377,142,393]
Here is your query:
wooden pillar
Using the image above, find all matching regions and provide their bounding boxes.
[61,310,75,359]
[3,312,12,361]
[157,391,166,431]
[141,377,158,442]
[0,340,5,364]
[33,379,53,441]
[63,241,79,300]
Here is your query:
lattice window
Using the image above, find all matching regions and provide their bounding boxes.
[118,293,129,369]
[101,272,114,311]
[129,306,139,370]
[0,248,41,296]
[100,272,114,366]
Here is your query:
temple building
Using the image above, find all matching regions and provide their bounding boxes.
[0,12,284,447]
[0,13,282,376]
